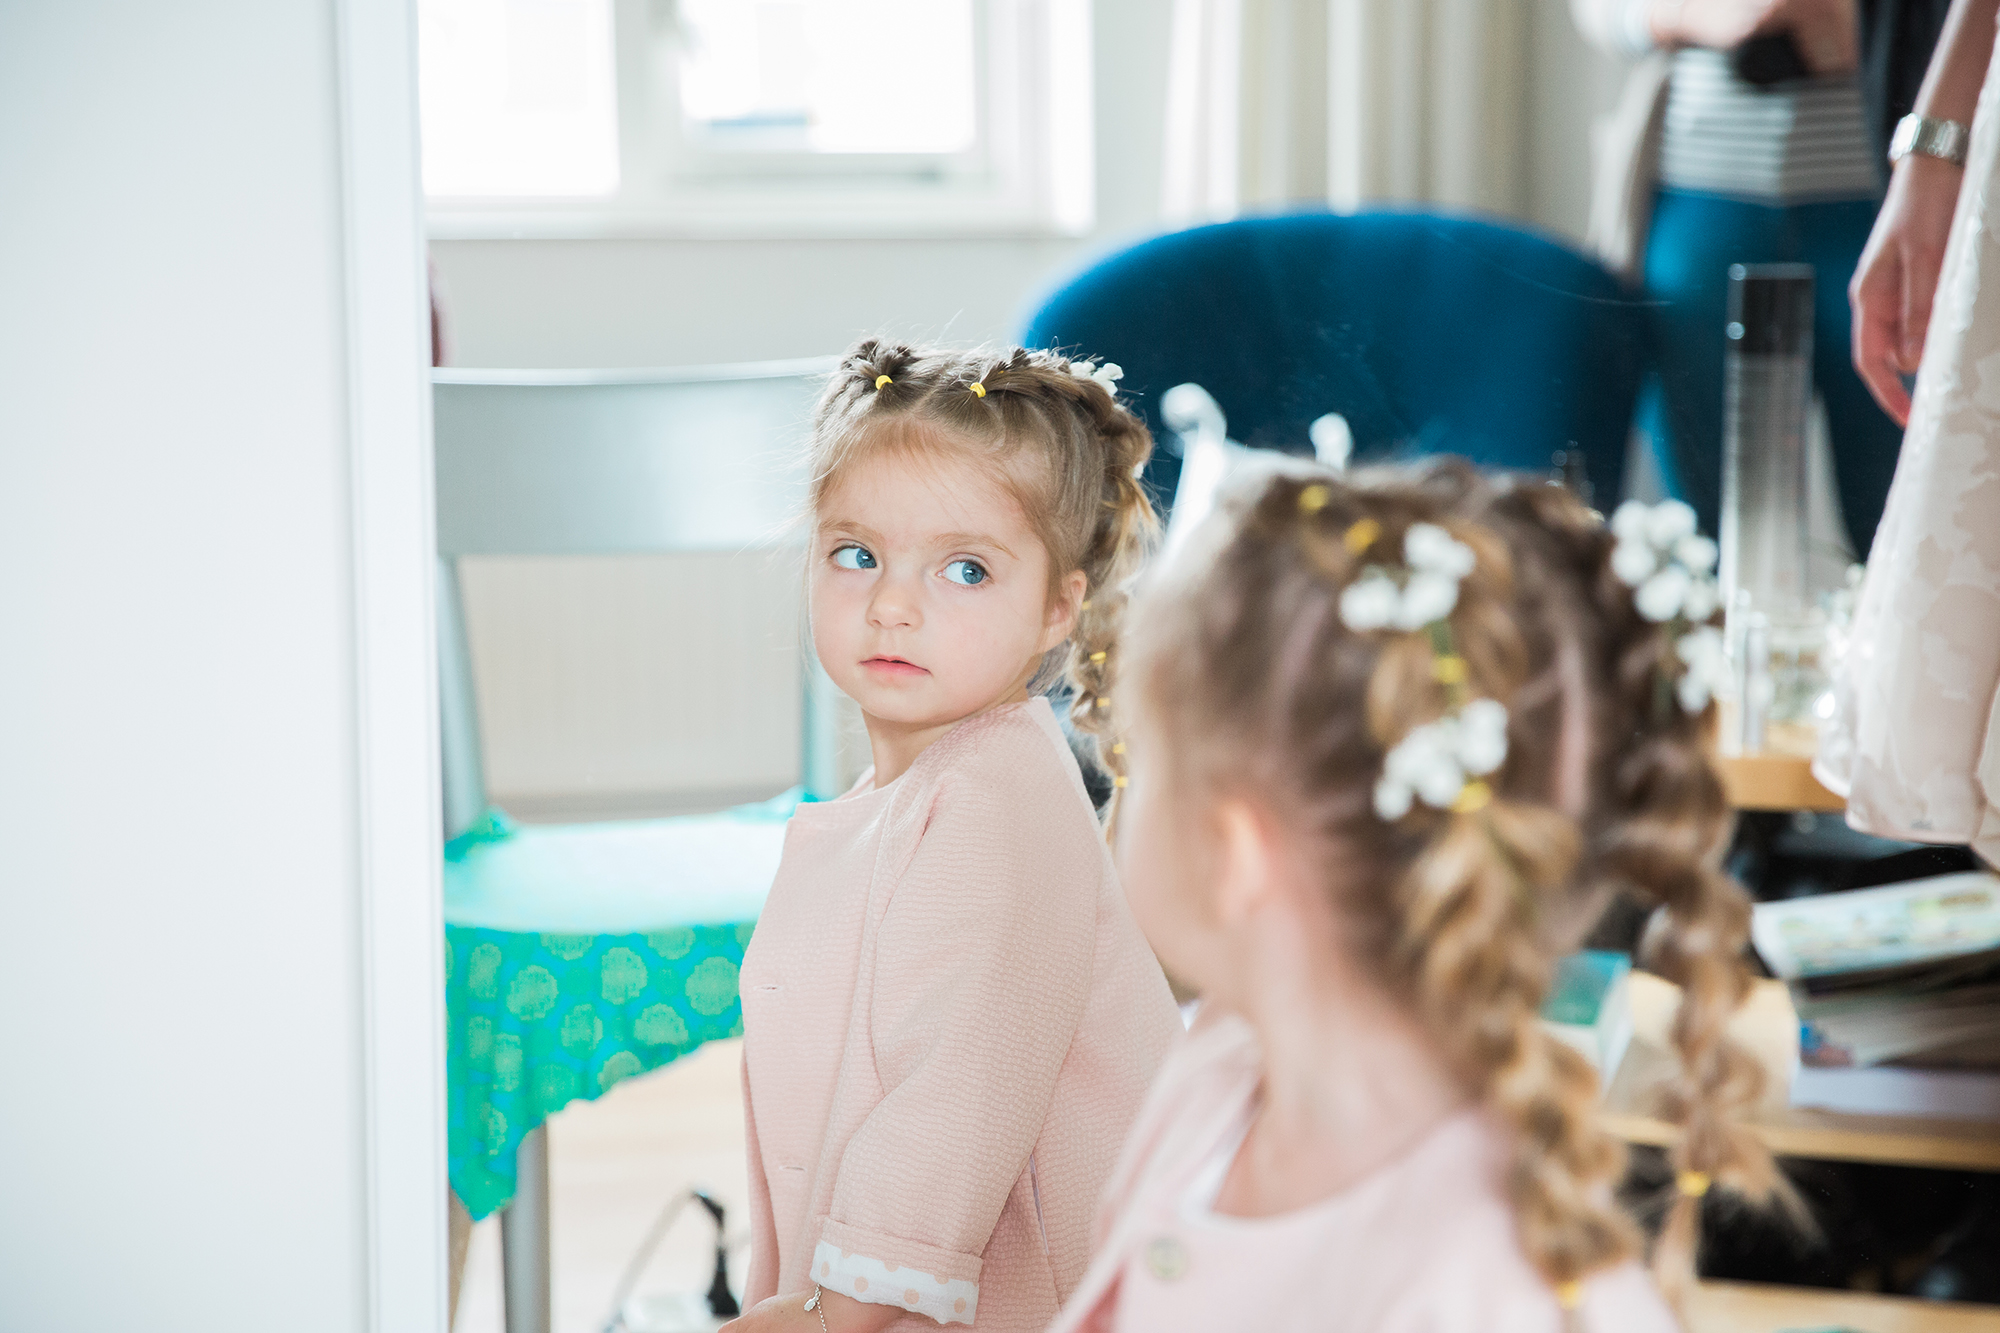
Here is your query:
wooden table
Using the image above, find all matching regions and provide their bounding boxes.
[1716,752,1846,813]
[1624,759,2000,1326]
[1690,1280,2000,1331]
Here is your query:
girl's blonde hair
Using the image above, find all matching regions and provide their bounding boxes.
[1126,460,1782,1309]
[809,339,1158,784]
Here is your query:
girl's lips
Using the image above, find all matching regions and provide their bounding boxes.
[862,656,929,678]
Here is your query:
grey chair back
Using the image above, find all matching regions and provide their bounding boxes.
[432,359,837,838]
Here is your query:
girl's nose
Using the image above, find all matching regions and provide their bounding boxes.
[867,570,922,630]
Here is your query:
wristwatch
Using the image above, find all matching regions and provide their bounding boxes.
[1890,114,1971,168]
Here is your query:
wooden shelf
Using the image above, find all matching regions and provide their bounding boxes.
[1716,752,1846,813]
[1602,1037,2000,1173]
[1690,1280,2000,1332]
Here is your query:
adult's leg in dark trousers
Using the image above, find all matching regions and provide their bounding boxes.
[1643,188,1788,536]
[1800,196,1903,555]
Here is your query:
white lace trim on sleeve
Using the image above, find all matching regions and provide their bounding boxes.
[809,1240,979,1326]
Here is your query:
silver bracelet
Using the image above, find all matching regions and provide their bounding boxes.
[804,1284,829,1333]
[1891,114,1971,167]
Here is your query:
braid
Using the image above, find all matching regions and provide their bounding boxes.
[1463,478,1796,1305]
[1581,520,1790,1302]
[1318,494,1639,1304]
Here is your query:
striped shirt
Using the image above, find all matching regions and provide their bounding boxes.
[1659,48,1878,203]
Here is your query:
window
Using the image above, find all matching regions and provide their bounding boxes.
[419,0,1094,238]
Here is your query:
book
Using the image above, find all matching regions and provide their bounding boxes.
[1750,871,2000,981]
[1540,950,1634,1080]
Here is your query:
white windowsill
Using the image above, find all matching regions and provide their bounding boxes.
[426,198,1094,242]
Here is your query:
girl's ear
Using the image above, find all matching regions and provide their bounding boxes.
[1213,799,1279,926]
[1039,568,1088,652]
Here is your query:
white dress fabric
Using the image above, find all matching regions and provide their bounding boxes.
[1819,38,2000,862]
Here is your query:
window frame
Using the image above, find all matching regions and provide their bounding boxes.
[424,0,1094,241]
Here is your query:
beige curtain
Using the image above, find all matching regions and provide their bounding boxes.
[1163,0,1534,223]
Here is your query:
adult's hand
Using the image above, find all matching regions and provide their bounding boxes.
[1654,0,1782,50]
[1769,0,1859,74]
[1850,154,1965,425]
[1654,0,1858,72]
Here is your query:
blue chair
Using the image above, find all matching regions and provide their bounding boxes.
[1020,209,1648,507]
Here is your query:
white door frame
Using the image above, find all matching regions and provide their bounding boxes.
[334,0,450,1328]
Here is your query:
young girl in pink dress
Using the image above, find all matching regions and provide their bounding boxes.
[1051,465,1788,1331]
[724,342,1181,1333]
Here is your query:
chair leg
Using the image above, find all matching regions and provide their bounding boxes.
[500,1125,552,1333]
[448,1187,473,1330]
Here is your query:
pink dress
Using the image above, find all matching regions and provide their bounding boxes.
[1049,1015,1682,1333]
[739,698,1180,1331]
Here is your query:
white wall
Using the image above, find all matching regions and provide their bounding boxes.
[0,3,431,1328]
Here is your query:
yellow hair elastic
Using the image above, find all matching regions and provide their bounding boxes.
[1298,483,1331,514]
[1432,654,1468,685]
[1554,1282,1583,1310]
[1089,651,1107,663]
[1110,742,1126,755]
[1113,776,1129,788]
[1079,599,1092,611]
[1451,780,1492,814]
[1677,1170,1712,1198]
[874,374,893,389]
[969,381,987,398]
[1096,696,1111,710]
[1343,517,1382,554]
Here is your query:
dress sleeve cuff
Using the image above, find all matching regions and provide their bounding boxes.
[810,1222,981,1327]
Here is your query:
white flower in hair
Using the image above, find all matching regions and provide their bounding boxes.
[1069,359,1124,393]
[1339,572,1401,631]
[1607,500,1727,713]
[1338,522,1478,634]
[1675,626,1731,714]
[1373,698,1511,821]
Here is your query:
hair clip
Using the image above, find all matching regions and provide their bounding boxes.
[1089,650,1107,663]
[1342,517,1381,553]
[1554,1282,1583,1310]
[873,374,893,390]
[969,382,987,398]
[1113,775,1129,788]
[1676,1170,1712,1198]
[1298,483,1332,515]
[1095,696,1110,710]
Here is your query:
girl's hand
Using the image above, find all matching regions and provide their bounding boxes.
[718,1288,904,1333]
[1851,154,1966,426]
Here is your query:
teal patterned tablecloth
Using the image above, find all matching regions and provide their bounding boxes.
[444,794,797,1220]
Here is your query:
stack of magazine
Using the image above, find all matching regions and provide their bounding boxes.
[1751,871,2000,1119]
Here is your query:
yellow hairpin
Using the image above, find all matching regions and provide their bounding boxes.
[1451,781,1492,814]
[1676,1170,1711,1198]
[1432,655,1468,685]
[1343,517,1382,554]
[1554,1281,1583,1310]
[1110,742,1126,755]
[969,382,986,398]
[1079,599,1092,611]
[874,374,893,389]
[1089,650,1107,663]
[1298,483,1331,514]
[1113,776,1129,788]
[1095,696,1111,710]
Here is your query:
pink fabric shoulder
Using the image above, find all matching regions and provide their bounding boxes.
[739,698,1180,1332]
[1052,1015,1681,1333]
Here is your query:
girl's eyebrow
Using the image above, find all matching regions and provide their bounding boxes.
[934,531,1017,559]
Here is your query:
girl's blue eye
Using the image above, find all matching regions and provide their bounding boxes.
[832,545,876,570]
[943,559,988,586]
